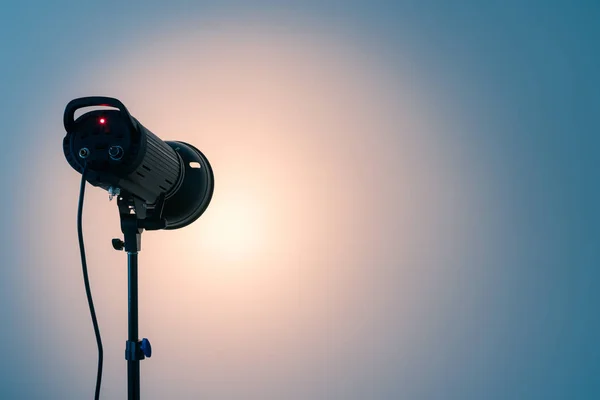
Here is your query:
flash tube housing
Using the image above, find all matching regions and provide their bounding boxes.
[63,96,214,230]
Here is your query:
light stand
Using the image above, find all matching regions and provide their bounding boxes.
[63,96,214,399]
[111,192,168,400]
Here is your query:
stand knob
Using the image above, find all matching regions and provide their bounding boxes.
[112,238,125,251]
[141,338,152,358]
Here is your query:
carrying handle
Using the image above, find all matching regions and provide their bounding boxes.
[64,96,136,132]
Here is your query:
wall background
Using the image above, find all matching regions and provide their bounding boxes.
[1,1,598,398]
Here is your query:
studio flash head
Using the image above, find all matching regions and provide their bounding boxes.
[63,96,214,230]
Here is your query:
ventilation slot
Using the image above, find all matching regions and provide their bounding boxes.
[136,172,145,178]
[142,165,151,172]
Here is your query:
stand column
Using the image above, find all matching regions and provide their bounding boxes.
[127,251,140,400]
[117,213,151,400]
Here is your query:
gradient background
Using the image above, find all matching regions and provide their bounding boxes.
[1,1,599,399]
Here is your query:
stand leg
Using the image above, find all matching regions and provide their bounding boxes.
[128,252,140,400]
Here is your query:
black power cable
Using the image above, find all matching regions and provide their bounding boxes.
[77,165,104,399]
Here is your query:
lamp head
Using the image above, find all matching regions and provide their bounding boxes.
[63,96,214,229]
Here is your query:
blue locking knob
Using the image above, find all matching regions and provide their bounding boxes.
[141,338,152,358]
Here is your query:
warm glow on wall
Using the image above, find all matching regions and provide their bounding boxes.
[197,187,268,264]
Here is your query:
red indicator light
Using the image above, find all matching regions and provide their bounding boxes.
[99,118,106,124]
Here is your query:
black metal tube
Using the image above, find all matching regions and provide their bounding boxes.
[128,252,140,400]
